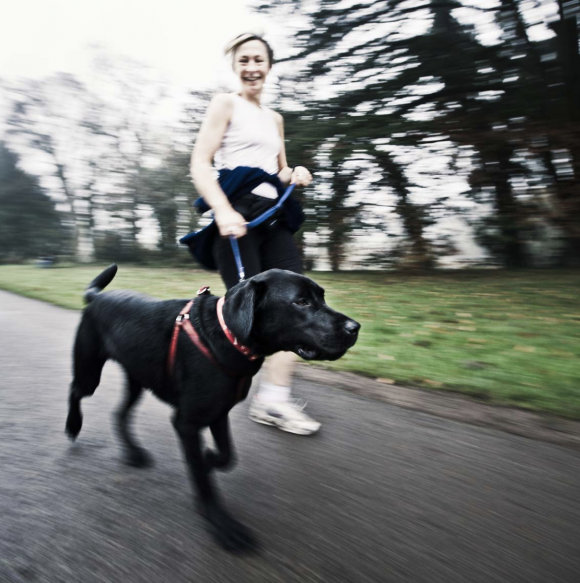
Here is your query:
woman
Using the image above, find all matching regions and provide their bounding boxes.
[190,33,320,436]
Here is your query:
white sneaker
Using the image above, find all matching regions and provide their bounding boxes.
[249,399,321,436]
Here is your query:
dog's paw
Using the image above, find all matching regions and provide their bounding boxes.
[204,505,259,553]
[212,515,259,553]
[203,448,235,472]
[125,448,154,468]
[65,411,83,440]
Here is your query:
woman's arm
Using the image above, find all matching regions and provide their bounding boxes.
[190,94,247,238]
[274,112,292,185]
[273,112,312,187]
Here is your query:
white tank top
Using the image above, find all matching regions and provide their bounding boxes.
[214,94,281,199]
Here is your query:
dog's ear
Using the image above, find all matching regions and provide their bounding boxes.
[222,279,262,344]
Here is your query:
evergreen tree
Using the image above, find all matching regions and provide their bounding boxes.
[0,142,65,262]
[257,0,580,267]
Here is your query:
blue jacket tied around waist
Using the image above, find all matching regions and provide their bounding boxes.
[179,166,305,270]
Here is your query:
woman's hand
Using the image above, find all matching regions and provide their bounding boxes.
[214,205,248,239]
[290,166,313,187]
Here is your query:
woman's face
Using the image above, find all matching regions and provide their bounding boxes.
[233,40,271,94]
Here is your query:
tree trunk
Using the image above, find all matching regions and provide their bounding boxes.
[375,150,433,270]
[492,146,529,268]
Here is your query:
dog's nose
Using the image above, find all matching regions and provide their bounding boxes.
[344,319,361,336]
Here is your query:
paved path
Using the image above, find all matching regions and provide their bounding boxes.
[1,290,579,583]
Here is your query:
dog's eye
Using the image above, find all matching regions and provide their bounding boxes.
[293,298,310,308]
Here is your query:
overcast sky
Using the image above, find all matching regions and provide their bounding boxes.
[0,0,558,102]
[0,0,274,90]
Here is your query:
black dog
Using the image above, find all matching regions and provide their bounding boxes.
[65,265,360,551]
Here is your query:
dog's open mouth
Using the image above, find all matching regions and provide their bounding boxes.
[296,346,318,360]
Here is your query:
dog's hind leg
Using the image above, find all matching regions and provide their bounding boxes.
[65,316,106,440]
[115,373,153,468]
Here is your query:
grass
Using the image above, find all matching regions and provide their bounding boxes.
[1,264,580,419]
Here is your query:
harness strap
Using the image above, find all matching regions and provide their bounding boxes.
[167,297,252,404]
[167,299,221,374]
[181,316,221,367]
[167,300,193,376]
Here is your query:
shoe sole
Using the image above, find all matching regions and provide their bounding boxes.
[249,413,320,436]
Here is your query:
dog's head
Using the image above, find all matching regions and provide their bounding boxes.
[222,269,360,361]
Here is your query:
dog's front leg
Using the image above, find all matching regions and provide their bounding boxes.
[205,415,236,471]
[172,416,257,552]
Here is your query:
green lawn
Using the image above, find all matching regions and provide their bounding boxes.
[1,264,579,418]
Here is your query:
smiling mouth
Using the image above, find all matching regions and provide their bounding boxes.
[243,76,261,82]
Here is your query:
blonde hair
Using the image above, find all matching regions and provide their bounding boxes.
[224,33,274,66]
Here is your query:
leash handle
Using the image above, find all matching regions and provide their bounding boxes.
[228,183,297,282]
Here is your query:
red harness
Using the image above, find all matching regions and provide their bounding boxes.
[167,299,218,374]
[166,290,260,402]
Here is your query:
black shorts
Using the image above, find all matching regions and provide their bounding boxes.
[212,223,302,290]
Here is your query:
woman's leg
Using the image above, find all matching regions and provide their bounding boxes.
[259,224,303,275]
[249,225,320,435]
[262,351,295,387]
[256,351,295,403]
[258,224,301,401]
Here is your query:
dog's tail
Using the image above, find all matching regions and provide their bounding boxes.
[84,264,118,304]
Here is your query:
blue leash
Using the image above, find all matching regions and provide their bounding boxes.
[229,183,296,282]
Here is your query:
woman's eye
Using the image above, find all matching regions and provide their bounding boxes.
[294,299,310,308]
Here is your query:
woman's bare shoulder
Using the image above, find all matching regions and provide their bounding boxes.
[201,93,234,127]
[209,92,235,110]
[212,92,236,103]
[268,108,284,127]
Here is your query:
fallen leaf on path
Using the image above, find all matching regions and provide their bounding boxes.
[423,379,444,387]
[376,378,396,385]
